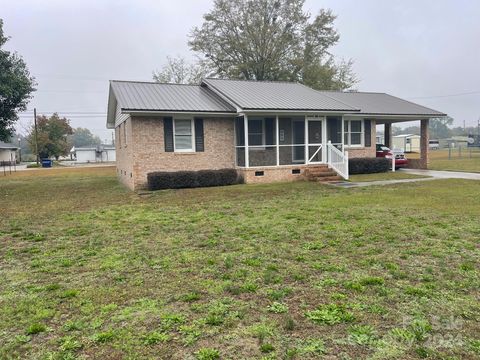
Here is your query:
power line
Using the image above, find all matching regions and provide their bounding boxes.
[407,90,480,100]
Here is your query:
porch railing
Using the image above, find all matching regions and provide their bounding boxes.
[327,141,349,180]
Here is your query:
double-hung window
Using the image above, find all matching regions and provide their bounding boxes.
[344,119,363,147]
[174,119,194,152]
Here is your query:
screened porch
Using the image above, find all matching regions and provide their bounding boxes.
[234,115,366,168]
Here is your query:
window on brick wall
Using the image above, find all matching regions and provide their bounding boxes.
[344,119,364,147]
[174,118,195,152]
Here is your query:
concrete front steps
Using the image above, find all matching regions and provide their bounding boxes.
[304,165,343,182]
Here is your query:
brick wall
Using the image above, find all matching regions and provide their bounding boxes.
[115,117,135,189]
[238,166,307,184]
[128,116,235,190]
[115,116,378,190]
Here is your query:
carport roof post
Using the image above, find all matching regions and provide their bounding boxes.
[420,119,429,169]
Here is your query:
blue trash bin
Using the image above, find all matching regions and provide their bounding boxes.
[41,159,52,168]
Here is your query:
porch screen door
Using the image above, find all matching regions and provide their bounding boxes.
[307,119,324,163]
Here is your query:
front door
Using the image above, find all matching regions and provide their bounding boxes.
[307,118,325,163]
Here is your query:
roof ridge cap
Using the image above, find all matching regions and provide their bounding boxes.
[110,80,201,86]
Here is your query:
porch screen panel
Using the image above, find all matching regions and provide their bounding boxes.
[245,117,277,167]
[279,117,305,165]
[235,116,245,146]
[235,116,245,166]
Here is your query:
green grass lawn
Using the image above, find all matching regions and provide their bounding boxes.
[1,168,479,359]
[408,149,480,173]
[349,172,430,182]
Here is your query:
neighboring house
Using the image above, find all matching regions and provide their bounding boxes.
[106,79,446,190]
[71,145,116,163]
[0,141,18,164]
[393,134,421,152]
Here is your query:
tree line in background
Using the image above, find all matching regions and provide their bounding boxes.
[153,0,357,90]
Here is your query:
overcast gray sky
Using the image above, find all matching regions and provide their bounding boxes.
[2,0,479,141]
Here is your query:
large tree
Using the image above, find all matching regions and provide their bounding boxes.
[0,19,36,142]
[153,56,211,85]
[27,113,73,160]
[71,127,102,147]
[187,0,356,89]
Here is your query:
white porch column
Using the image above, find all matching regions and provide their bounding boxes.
[275,115,279,166]
[304,116,308,164]
[244,114,249,168]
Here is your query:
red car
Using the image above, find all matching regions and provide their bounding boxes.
[376,144,408,169]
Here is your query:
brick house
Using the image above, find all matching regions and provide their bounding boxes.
[106,79,445,190]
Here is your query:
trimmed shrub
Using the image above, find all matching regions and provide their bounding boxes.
[147,169,241,191]
[349,158,390,174]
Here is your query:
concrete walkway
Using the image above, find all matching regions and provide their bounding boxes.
[331,168,480,188]
[401,168,480,180]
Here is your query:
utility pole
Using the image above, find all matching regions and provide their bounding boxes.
[34,108,39,165]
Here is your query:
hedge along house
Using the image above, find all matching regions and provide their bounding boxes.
[106,79,446,190]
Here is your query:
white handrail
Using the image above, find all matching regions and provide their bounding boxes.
[327,141,349,180]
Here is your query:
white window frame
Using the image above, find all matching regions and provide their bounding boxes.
[173,118,195,152]
[248,118,266,151]
[344,119,364,148]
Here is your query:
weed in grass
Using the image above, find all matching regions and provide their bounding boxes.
[241,280,258,293]
[45,283,61,291]
[59,336,82,352]
[343,280,365,292]
[182,292,201,302]
[299,338,326,355]
[260,343,275,353]
[331,292,347,301]
[305,303,355,325]
[196,348,220,360]
[26,323,46,335]
[359,276,385,286]
[63,320,85,332]
[263,268,282,285]
[348,325,378,345]
[317,277,338,288]
[101,303,118,313]
[224,255,234,269]
[460,262,475,272]
[59,258,74,267]
[249,322,275,343]
[266,287,292,301]
[59,289,78,299]
[142,331,170,345]
[91,329,116,343]
[267,302,288,314]
[160,312,186,330]
[179,325,202,346]
[468,339,480,354]
[390,327,416,344]
[15,335,31,344]
[404,286,430,298]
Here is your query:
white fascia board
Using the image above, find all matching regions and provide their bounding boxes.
[125,110,237,118]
